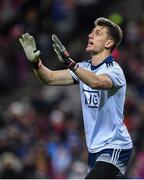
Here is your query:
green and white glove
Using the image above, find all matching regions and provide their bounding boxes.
[52,34,78,71]
[19,33,41,69]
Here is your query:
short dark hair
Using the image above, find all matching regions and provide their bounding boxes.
[94,17,123,51]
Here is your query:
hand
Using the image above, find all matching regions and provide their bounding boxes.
[52,34,77,70]
[52,34,69,63]
[19,33,40,62]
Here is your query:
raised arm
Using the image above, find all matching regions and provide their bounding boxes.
[19,33,74,86]
[33,61,74,86]
[19,33,113,89]
[52,34,113,89]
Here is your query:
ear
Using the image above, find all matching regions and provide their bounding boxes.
[105,40,114,49]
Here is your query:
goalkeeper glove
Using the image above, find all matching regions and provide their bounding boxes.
[19,33,41,69]
[52,34,78,71]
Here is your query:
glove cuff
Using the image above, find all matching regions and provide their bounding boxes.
[70,63,79,72]
[65,59,79,72]
[30,59,42,69]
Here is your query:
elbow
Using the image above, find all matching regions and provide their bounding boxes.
[38,78,49,86]
[42,81,47,85]
[38,79,46,85]
[88,78,103,89]
[88,81,99,89]
[42,80,52,86]
[87,76,101,89]
[89,81,113,90]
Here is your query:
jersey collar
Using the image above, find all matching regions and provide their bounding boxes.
[90,55,114,70]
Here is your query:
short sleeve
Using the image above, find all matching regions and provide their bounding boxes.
[68,61,86,84]
[69,69,79,84]
[104,64,126,88]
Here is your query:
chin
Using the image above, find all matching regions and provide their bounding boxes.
[86,48,94,54]
[86,47,92,52]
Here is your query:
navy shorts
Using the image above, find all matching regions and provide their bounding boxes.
[88,148,132,175]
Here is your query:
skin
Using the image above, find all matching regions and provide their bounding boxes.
[34,25,114,89]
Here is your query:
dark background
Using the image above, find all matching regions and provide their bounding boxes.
[0,0,144,178]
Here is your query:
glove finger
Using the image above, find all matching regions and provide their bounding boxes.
[22,33,30,42]
[53,42,66,57]
[52,34,65,52]
[52,35,65,51]
[53,45,64,63]
[19,37,24,47]
[53,44,60,54]
[53,47,60,57]
[29,35,36,48]
[34,50,41,58]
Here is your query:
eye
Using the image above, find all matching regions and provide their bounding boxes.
[95,30,100,36]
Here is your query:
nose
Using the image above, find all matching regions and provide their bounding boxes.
[88,31,93,39]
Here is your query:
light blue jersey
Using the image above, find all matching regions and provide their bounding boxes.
[70,56,132,153]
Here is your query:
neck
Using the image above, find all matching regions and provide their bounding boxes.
[91,51,111,66]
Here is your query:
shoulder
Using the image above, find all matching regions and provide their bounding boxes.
[100,57,126,88]
[78,59,91,68]
[103,61,125,79]
[101,56,124,74]
[112,61,124,74]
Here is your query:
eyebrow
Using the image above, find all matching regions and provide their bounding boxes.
[93,29,102,33]
[95,27,110,35]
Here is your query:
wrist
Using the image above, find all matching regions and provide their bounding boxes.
[64,58,76,70]
[30,59,42,69]
[70,63,79,72]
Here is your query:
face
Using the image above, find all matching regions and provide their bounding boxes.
[86,25,112,54]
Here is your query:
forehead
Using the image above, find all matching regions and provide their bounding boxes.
[93,25,109,33]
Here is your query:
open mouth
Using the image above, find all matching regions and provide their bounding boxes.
[87,42,94,47]
[88,41,94,45]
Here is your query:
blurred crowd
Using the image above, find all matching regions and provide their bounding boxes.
[0,0,144,178]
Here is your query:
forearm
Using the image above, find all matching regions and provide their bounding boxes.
[74,66,113,89]
[19,33,73,86]
[32,59,74,86]
[32,60,53,85]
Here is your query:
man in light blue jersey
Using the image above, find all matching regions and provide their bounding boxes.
[19,17,133,179]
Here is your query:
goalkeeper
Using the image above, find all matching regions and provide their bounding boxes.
[19,17,133,179]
